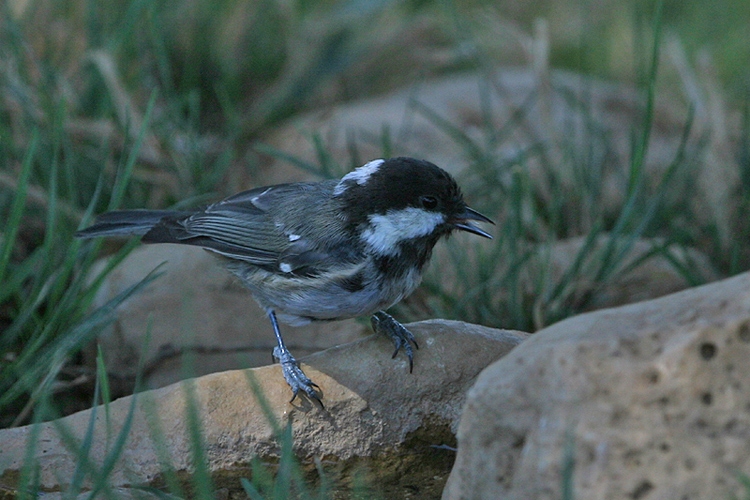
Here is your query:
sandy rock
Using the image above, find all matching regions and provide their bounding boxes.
[443,271,750,500]
[0,320,527,498]
[85,245,368,389]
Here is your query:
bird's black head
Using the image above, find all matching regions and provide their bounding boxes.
[334,157,493,258]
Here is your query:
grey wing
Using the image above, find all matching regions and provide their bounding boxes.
[142,183,337,275]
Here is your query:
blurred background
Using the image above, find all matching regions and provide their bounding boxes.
[0,0,748,426]
[1,0,747,223]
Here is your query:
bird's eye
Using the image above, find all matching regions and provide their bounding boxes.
[420,196,438,210]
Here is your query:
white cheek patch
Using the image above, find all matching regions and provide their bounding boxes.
[361,207,445,256]
[333,159,385,196]
[279,262,293,273]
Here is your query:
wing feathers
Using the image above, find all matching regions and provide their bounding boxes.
[137,183,345,276]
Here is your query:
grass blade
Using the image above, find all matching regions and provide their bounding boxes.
[0,130,38,284]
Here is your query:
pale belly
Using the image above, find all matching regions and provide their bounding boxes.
[228,262,422,326]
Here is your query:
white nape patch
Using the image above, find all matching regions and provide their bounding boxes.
[279,262,293,273]
[361,207,445,256]
[288,233,301,242]
[333,159,385,196]
[250,188,272,208]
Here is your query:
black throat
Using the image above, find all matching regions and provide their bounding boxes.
[373,233,442,278]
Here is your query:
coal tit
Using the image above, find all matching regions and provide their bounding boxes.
[76,157,493,404]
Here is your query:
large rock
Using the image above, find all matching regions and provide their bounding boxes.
[86,245,368,389]
[443,271,750,499]
[0,320,527,498]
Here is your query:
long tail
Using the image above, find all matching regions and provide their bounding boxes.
[75,210,187,238]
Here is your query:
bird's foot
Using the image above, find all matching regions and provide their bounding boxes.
[371,311,419,373]
[273,346,322,406]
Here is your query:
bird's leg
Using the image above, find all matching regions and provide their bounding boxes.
[268,310,322,404]
[371,311,419,373]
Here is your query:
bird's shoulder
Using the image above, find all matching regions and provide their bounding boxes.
[213,181,335,213]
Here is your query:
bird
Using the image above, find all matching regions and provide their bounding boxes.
[76,156,494,404]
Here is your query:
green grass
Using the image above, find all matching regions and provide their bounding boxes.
[1,0,749,497]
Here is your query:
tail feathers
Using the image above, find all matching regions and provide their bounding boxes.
[75,210,186,239]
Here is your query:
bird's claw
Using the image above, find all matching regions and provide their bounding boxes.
[371,311,419,373]
[273,346,323,406]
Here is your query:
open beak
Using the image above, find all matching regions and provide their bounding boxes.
[452,206,494,239]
